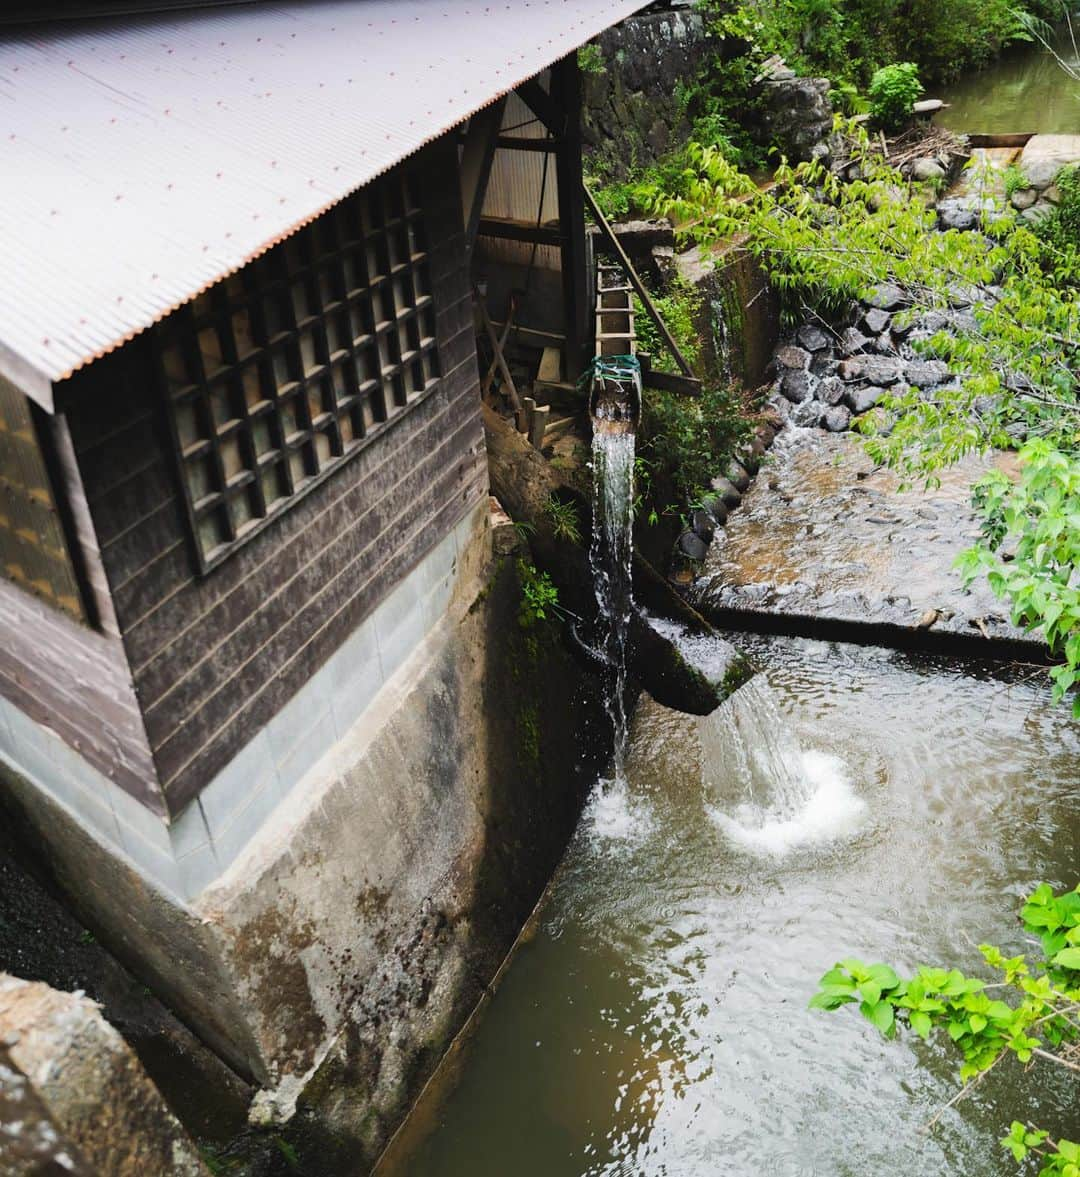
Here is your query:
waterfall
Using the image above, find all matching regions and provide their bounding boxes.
[588,363,639,786]
[710,297,733,386]
[701,677,866,855]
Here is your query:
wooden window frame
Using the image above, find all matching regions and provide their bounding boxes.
[156,169,441,575]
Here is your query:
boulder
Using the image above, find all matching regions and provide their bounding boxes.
[903,359,950,388]
[817,375,846,406]
[865,283,906,310]
[1021,202,1055,226]
[847,385,883,414]
[823,405,852,432]
[796,323,832,352]
[678,529,708,561]
[710,475,742,509]
[911,157,946,183]
[725,460,751,492]
[0,977,207,1177]
[937,200,978,232]
[839,326,870,355]
[791,399,825,428]
[810,351,838,377]
[839,354,903,385]
[781,370,815,403]
[861,307,892,336]
[755,74,834,163]
[702,494,728,526]
[1010,188,1038,211]
[1018,134,1080,190]
[690,509,715,544]
[775,344,812,371]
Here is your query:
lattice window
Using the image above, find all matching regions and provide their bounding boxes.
[157,169,440,572]
[0,381,86,621]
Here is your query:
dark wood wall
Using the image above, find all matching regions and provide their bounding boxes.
[58,134,488,818]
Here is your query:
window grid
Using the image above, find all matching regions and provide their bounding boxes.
[157,170,440,572]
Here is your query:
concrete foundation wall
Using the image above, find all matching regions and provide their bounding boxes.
[0,503,610,1166]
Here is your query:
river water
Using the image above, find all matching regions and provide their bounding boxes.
[379,633,1080,1176]
[936,23,1080,133]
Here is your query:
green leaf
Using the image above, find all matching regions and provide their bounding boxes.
[909,1010,932,1040]
[968,1013,987,1034]
[858,979,882,1006]
[1052,947,1080,969]
[861,999,895,1036]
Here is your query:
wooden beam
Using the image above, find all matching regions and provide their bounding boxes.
[552,54,588,384]
[477,216,564,246]
[497,135,561,153]
[514,76,561,135]
[642,367,702,396]
[460,97,506,253]
[583,182,696,380]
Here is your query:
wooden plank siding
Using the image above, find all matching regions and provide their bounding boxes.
[0,577,163,814]
[57,134,489,818]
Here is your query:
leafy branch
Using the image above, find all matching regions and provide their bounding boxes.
[811,883,1080,1176]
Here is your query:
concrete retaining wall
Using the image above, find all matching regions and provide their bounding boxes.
[0,502,610,1170]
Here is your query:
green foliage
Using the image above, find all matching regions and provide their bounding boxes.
[956,444,1080,715]
[633,277,703,375]
[544,494,582,545]
[640,380,749,502]
[577,42,605,75]
[697,0,1055,87]
[811,883,1080,1175]
[867,62,923,130]
[1003,164,1031,203]
[1036,165,1080,257]
[630,275,750,501]
[516,559,560,627]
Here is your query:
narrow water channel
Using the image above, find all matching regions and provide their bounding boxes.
[380,634,1080,1175]
[936,23,1080,133]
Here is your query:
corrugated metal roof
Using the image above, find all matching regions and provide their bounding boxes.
[1,0,649,409]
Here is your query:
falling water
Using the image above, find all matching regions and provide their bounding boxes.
[588,388,637,787]
[701,676,866,855]
[710,297,733,386]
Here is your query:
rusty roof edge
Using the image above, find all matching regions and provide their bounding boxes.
[0,340,54,413]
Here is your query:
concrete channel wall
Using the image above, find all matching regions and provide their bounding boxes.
[0,506,611,1170]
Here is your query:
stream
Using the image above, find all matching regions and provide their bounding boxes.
[374,33,1080,1176]
[379,634,1080,1176]
[935,23,1080,133]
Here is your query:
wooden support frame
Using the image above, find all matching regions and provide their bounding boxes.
[551,55,588,384]
[460,96,506,254]
[513,77,561,135]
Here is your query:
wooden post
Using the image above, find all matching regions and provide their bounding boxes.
[459,97,506,255]
[552,55,588,386]
[529,405,550,450]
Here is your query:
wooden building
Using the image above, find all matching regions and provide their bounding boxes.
[0,3,660,1122]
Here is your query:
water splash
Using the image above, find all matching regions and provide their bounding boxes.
[702,677,865,855]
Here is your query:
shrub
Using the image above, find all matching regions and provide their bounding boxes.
[577,43,605,76]
[867,62,923,130]
[1035,165,1080,260]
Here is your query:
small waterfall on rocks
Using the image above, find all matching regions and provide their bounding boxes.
[701,676,866,855]
[710,297,733,386]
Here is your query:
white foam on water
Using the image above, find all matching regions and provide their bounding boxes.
[701,677,867,857]
[584,775,654,846]
[708,748,866,856]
